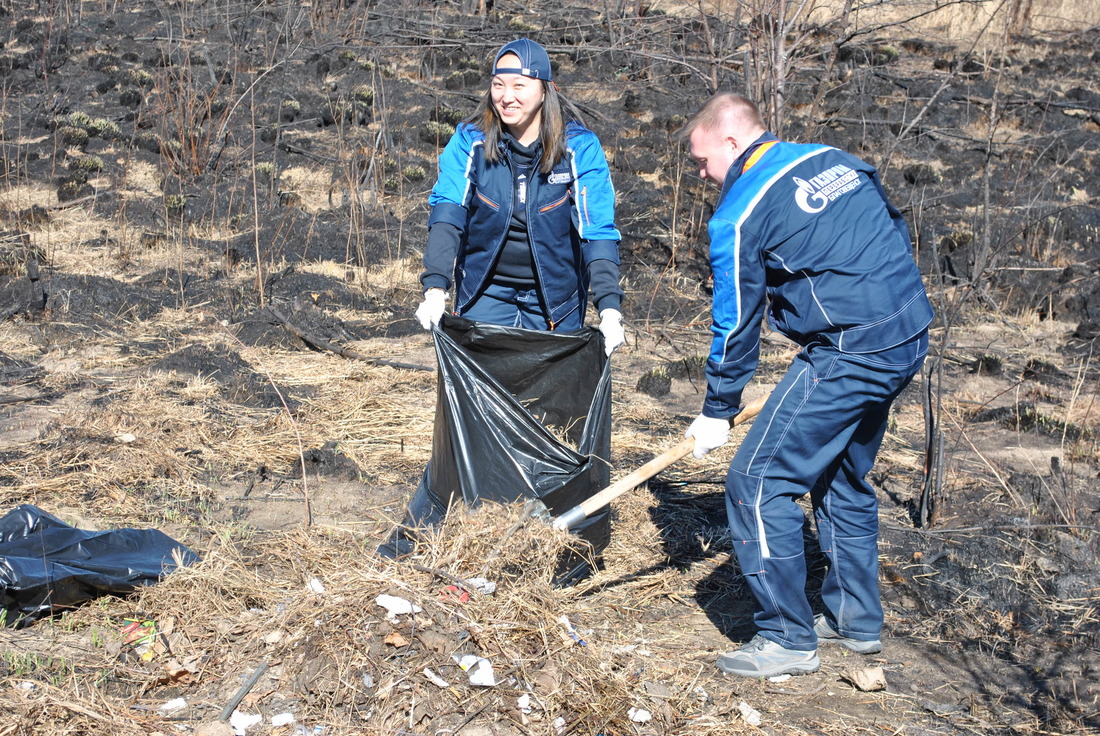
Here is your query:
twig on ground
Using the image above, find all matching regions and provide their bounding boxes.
[409,562,479,595]
[47,189,116,210]
[886,523,1096,534]
[270,307,433,372]
[217,662,270,721]
[0,393,53,405]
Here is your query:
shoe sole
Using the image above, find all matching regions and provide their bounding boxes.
[814,619,883,654]
[716,655,820,678]
[826,639,882,654]
[816,630,883,654]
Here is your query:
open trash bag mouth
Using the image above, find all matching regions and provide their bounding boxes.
[0,504,200,627]
[380,315,613,583]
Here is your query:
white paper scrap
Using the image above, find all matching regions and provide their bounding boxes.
[453,654,496,687]
[465,577,497,595]
[423,667,451,688]
[738,700,763,727]
[229,709,263,735]
[375,594,422,619]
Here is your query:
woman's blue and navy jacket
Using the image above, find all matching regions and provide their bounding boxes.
[703,134,934,419]
[424,121,621,327]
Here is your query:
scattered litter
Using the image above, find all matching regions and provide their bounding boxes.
[307,578,325,594]
[465,576,496,595]
[163,657,197,684]
[553,716,567,734]
[384,631,410,647]
[559,615,587,646]
[159,697,187,712]
[453,654,496,686]
[114,432,137,443]
[218,663,269,725]
[738,701,763,727]
[16,681,34,691]
[843,666,887,692]
[375,594,422,621]
[439,584,469,603]
[362,673,374,690]
[270,713,296,727]
[517,693,533,714]
[120,617,158,661]
[423,667,451,688]
[693,686,709,702]
[627,707,652,723]
[228,709,263,735]
[767,673,792,683]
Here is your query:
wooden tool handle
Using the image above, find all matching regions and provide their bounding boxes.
[574,436,695,520]
[552,393,768,530]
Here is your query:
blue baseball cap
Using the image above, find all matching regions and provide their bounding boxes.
[493,38,552,82]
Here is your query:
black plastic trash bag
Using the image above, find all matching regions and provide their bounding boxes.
[379,315,612,584]
[0,504,200,627]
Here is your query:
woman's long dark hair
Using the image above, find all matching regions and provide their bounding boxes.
[467,79,586,174]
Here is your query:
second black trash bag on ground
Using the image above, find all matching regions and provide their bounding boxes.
[380,315,612,583]
[0,504,200,627]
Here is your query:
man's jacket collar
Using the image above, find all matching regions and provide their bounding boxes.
[718,131,780,200]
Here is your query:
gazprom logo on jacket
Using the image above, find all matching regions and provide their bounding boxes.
[793,165,861,214]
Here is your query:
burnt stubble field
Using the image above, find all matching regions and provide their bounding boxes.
[0,1,1098,734]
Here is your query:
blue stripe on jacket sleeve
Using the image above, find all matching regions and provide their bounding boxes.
[567,127,621,243]
[703,215,766,418]
[428,123,478,221]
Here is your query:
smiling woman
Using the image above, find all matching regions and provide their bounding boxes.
[412,38,625,347]
[384,38,628,566]
[490,52,545,145]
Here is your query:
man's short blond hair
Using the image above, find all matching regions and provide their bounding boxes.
[680,93,765,140]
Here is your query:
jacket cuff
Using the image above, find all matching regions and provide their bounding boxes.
[582,239,620,265]
[701,404,738,420]
[420,274,450,292]
[428,201,467,230]
[595,294,622,312]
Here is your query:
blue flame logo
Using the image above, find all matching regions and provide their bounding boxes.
[793,177,828,213]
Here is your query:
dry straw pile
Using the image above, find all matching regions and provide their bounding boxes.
[0,491,772,736]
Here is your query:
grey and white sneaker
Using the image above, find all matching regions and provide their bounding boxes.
[716,635,820,678]
[813,614,883,654]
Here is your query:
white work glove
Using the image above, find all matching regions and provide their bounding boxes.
[598,308,625,356]
[685,414,731,459]
[414,288,448,330]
